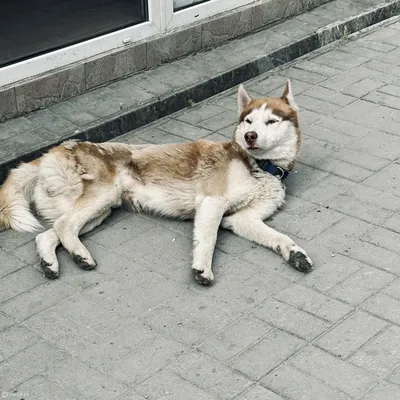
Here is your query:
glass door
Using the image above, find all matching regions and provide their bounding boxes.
[0,0,148,67]
[173,0,210,12]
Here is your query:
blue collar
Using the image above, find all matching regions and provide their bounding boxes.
[256,159,290,181]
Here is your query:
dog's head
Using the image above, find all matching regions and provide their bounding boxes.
[234,80,300,169]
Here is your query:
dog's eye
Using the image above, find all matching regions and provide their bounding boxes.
[266,119,278,125]
[245,118,252,124]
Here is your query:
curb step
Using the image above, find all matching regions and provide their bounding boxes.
[1,0,400,184]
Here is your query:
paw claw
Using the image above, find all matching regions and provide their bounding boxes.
[72,254,97,270]
[288,251,313,273]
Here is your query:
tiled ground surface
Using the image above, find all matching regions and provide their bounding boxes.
[2,20,400,400]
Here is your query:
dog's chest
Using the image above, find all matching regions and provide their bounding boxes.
[225,161,285,211]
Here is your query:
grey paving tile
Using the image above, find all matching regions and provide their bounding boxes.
[262,364,351,400]
[310,216,373,253]
[302,253,364,293]
[48,100,98,126]
[140,305,215,347]
[0,280,75,322]
[0,266,46,304]
[289,346,377,398]
[275,283,353,323]
[363,292,400,325]
[135,369,219,400]
[28,108,78,138]
[350,325,400,377]
[238,385,285,400]
[0,324,40,362]
[253,298,331,341]
[363,226,400,255]
[199,314,272,361]
[0,341,67,390]
[315,310,388,359]
[0,248,27,278]
[310,50,369,70]
[165,288,240,330]
[342,77,385,97]
[44,357,128,400]
[110,334,186,385]
[303,85,356,106]
[15,375,79,400]
[300,174,354,205]
[159,118,212,140]
[344,239,400,276]
[169,351,252,400]
[230,329,305,380]
[329,264,395,306]
[22,308,102,356]
[331,147,389,172]
[364,382,400,400]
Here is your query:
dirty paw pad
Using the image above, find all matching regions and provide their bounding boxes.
[40,259,59,279]
[288,251,313,273]
[72,254,97,270]
[192,269,213,286]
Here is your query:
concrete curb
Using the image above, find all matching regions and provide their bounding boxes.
[1,0,400,184]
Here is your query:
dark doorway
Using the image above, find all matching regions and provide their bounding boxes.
[0,0,148,67]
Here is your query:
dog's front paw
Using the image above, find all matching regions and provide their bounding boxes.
[288,249,313,273]
[192,267,214,286]
[72,254,97,270]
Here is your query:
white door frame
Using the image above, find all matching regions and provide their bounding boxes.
[0,0,258,88]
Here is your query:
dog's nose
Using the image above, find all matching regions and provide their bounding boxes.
[245,131,258,143]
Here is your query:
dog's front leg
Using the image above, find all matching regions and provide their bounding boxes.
[192,197,226,285]
[222,211,313,273]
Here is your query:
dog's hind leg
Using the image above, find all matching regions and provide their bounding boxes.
[53,188,117,271]
[192,197,226,285]
[221,207,313,273]
[36,209,112,279]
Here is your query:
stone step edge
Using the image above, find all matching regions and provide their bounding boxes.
[1,0,399,185]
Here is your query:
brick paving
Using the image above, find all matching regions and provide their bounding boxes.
[2,20,400,400]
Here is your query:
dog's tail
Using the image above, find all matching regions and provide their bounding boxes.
[0,160,43,232]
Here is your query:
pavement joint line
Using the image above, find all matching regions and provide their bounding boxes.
[1,0,400,184]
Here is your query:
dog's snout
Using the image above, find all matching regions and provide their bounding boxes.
[245,131,258,143]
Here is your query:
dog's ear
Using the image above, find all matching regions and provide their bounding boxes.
[238,84,252,115]
[281,79,298,112]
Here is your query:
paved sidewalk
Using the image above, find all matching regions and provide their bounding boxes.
[2,19,400,400]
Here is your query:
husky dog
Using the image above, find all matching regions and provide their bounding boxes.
[0,81,312,285]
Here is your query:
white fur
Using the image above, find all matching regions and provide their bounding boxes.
[284,79,298,112]
[0,80,312,284]
[235,105,298,170]
[7,163,43,232]
[238,84,252,115]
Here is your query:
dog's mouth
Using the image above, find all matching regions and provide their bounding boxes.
[246,145,260,150]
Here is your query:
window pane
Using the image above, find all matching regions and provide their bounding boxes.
[174,0,211,12]
[0,0,148,67]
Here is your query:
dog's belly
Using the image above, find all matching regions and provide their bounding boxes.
[127,182,197,219]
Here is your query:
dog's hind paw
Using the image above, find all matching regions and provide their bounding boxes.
[288,250,313,273]
[40,259,59,279]
[72,254,97,270]
[192,267,214,286]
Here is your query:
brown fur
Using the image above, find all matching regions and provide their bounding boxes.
[0,81,313,285]
[239,97,301,169]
